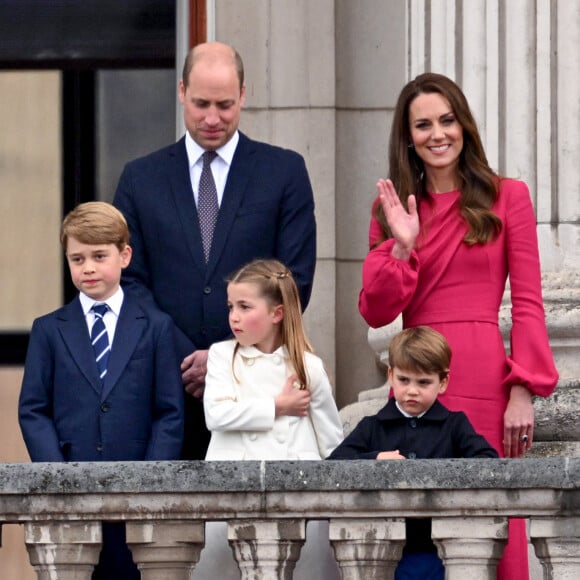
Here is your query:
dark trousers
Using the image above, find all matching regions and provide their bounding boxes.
[181,395,211,460]
[92,522,140,580]
[395,551,445,580]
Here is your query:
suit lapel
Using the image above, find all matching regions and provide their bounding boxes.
[206,133,256,279]
[101,295,146,401]
[167,137,207,270]
[58,298,102,396]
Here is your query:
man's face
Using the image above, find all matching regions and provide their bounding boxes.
[179,58,245,150]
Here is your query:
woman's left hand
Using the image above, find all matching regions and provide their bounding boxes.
[503,385,534,457]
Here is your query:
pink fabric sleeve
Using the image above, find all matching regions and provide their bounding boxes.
[502,181,559,396]
[359,212,420,328]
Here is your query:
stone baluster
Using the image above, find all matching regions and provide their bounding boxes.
[24,521,101,580]
[530,517,580,580]
[228,518,305,580]
[329,518,406,579]
[431,517,508,580]
[126,521,205,580]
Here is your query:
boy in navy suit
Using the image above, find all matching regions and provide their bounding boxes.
[328,326,498,580]
[19,201,184,580]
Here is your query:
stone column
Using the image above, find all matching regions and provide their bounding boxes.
[530,517,580,580]
[228,519,305,580]
[215,0,338,382]
[24,521,101,580]
[432,517,508,580]
[126,521,205,580]
[329,518,406,579]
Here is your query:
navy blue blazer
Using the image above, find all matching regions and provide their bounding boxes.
[328,399,498,460]
[112,132,316,355]
[18,293,184,462]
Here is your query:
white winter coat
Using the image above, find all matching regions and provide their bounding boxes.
[203,340,343,460]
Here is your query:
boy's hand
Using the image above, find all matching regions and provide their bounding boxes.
[275,374,311,417]
[376,450,406,460]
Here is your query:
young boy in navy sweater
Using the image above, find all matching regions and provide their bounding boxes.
[19,202,184,580]
[329,326,497,580]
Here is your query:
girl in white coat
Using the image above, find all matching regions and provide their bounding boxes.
[193,258,344,579]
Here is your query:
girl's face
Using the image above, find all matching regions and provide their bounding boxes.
[388,366,448,416]
[408,92,464,178]
[227,282,283,353]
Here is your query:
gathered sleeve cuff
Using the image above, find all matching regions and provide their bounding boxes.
[503,356,558,397]
[359,237,420,328]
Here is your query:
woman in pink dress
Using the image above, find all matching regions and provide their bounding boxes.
[359,72,558,579]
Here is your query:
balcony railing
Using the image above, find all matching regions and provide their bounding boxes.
[1,458,579,579]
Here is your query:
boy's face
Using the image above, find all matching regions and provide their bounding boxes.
[66,237,131,302]
[388,366,448,416]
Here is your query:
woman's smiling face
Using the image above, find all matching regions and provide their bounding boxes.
[408,91,464,177]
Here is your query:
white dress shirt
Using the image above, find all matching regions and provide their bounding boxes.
[79,287,124,346]
[185,130,239,206]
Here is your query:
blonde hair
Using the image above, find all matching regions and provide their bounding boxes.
[61,202,129,251]
[228,259,313,388]
[388,326,451,380]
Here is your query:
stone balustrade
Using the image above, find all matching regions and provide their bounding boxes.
[0,459,579,579]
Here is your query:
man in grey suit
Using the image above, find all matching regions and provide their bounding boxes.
[113,42,316,459]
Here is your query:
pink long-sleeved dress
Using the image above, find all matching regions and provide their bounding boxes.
[359,178,558,579]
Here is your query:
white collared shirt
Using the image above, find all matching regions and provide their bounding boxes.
[395,399,428,419]
[185,131,239,206]
[79,287,124,347]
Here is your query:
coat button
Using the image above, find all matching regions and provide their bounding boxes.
[273,354,281,365]
[408,452,417,459]
[203,286,212,295]
[101,403,110,412]
[249,433,257,441]
[97,445,103,452]
[409,419,417,428]
[246,359,255,366]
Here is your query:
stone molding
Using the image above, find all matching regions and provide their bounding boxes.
[1,460,579,579]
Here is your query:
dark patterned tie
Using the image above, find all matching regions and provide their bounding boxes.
[91,303,110,382]
[198,150,219,262]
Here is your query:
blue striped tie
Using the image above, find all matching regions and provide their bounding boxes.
[91,303,110,382]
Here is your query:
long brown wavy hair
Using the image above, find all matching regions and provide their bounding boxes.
[374,72,502,246]
[228,259,313,389]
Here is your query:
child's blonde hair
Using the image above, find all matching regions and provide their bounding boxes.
[388,326,451,380]
[228,259,313,388]
[61,201,130,251]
